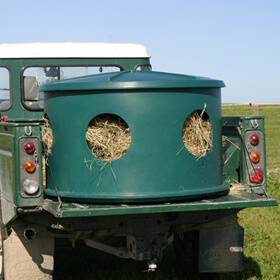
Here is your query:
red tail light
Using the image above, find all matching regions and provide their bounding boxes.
[249,134,259,146]
[24,142,35,154]
[250,168,263,183]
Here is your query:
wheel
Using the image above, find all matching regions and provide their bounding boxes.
[173,231,199,273]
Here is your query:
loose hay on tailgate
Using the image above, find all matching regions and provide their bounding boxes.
[86,114,131,162]
[182,110,212,158]
[230,183,247,194]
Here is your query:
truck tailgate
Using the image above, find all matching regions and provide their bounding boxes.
[43,192,278,218]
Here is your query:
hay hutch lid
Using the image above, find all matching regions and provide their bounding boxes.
[40,70,225,92]
[41,71,228,203]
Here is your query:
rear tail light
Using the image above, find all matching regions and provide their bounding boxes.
[250,152,260,163]
[23,178,39,195]
[24,161,36,173]
[249,134,259,145]
[245,130,264,186]
[250,168,263,183]
[24,142,35,154]
[20,138,41,197]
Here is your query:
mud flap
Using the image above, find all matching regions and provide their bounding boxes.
[3,223,54,280]
[199,213,244,273]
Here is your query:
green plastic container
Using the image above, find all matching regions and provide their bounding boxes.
[41,70,228,202]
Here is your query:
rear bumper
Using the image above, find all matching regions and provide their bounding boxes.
[42,191,278,218]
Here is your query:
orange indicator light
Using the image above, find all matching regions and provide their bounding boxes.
[24,161,36,173]
[250,152,260,163]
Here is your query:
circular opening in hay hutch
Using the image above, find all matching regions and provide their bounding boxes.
[86,114,131,161]
[182,110,212,158]
[42,114,53,156]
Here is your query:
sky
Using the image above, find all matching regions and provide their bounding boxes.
[0,0,279,104]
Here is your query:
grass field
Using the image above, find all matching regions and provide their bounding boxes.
[53,104,280,280]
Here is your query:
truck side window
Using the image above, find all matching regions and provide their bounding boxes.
[22,65,121,110]
[0,67,11,111]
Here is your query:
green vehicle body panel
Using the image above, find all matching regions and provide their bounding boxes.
[0,122,44,224]
[222,115,267,194]
[43,192,277,219]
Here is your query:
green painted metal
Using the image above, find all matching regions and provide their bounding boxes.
[0,123,16,224]
[42,71,228,202]
[241,116,267,194]
[222,116,267,194]
[223,142,240,182]
[222,116,243,183]
[43,192,278,218]
[0,123,43,208]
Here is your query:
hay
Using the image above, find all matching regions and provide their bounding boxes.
[230,183,247,194]
[182,109,212,158]
[222,135,228,147]
[42,157,46,189]
[86,114,131,161]
[42,116,53,156]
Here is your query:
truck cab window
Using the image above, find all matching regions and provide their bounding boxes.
[135,64,152,71]
[22,65,121,110]
[0,67,11,111]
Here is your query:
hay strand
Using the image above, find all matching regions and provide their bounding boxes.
[182,109,212,158]
[222,135,240,149]
[42,116,53,156]
[86,114,131,162]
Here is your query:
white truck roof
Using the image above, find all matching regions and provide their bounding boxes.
[0,42,150,58]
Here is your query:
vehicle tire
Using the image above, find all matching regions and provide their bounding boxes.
[173,230,199,274]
